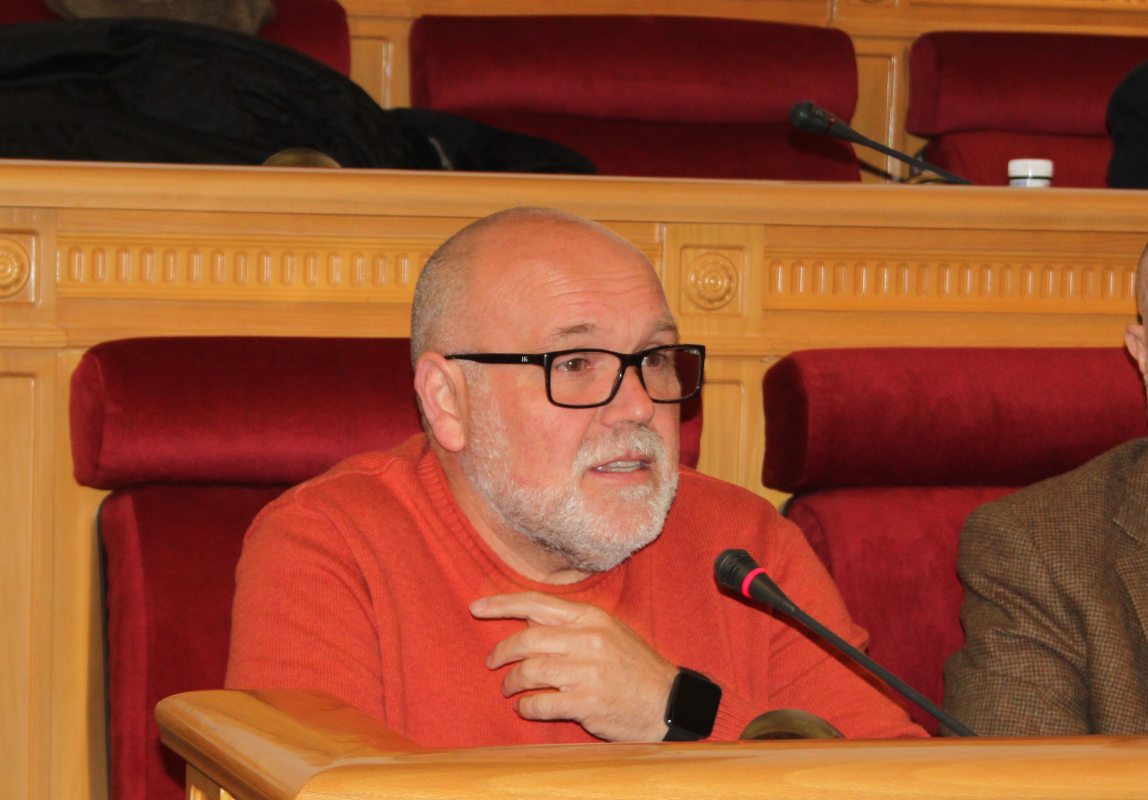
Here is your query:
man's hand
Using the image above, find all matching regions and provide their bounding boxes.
[470,592,678,742]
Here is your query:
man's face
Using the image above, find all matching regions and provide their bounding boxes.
[455,219,682,573]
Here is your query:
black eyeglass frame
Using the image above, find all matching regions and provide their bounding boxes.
[445,344,706,409]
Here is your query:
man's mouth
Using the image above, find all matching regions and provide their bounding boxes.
[592,458,651,473]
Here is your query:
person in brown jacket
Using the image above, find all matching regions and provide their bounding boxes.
[943,247,1148,735]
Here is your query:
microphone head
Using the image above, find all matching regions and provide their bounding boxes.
[714,548,759,595]
[789,100,835,134]
[714,549,796,613]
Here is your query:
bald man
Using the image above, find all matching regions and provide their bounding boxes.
[226,207,924,744]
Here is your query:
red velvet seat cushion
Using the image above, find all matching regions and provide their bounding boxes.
[918,131,1113,190]
[260,0,350,75]
[906,31,1148,186]
[100,484,285,800]
[764,347,1147,492]
[0,0,55,24]
[445,115,858,181]
[762,347,1148,733]
[787,486,1013,733]
[410,15,861,181]
[71,338,422,488]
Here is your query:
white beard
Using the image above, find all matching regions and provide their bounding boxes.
[459,394,679,574]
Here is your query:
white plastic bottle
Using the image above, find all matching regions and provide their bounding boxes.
[1008,158,1054,187]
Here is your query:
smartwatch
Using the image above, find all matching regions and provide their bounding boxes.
[663,667,722,741]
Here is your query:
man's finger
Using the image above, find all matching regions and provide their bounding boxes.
[470,591,588,625]
[515,687,581,723]
[500,655,581,696]
[485,625,573,669]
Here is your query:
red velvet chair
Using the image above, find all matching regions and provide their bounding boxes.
[0,0,350,73]
[761,347,1148,733]
[906,31,1148,187]
[69,336,703,800]
[410,15,861,181]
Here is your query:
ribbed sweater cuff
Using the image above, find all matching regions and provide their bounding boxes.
[708,689,760,741]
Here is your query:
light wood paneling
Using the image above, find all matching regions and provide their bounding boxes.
[0,371,36,800]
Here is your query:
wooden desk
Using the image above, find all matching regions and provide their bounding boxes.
[2,160,1145,798]
[157,689,1148,800]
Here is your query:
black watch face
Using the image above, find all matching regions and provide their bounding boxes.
[669,671,722,737]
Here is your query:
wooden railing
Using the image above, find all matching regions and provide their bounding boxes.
[2,159,1146,797]
[156,689,1148,799]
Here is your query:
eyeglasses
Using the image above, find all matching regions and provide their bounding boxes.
[445,344,705,409]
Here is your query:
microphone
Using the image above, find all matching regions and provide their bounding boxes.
[788,100,974,185]
[714,548,977,737]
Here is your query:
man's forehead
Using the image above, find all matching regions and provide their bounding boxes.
[520,267,677,344]
[475,215,646,269]
[473,235,663,298]
[462,213,676,332]
[545,318,680,345]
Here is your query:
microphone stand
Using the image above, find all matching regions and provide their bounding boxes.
[715,548,978,737]
[849,136,973,186]
[789,100,974,185]
[764,585,976,736]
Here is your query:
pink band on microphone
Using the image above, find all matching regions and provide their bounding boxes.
[741,567,767,598]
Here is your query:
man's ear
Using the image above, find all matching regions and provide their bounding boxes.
[1126,323,1148,379]
[414,353,467,452]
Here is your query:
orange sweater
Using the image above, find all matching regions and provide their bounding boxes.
[226,435,925,744]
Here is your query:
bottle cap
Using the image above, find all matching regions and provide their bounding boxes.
[1008,158,1054,180]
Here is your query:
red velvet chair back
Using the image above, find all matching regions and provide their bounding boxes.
[410,15,861,181]
[69,336,703,800]
[0,0,350,74]
[762,347,1148,733]
[906,31,1148,187]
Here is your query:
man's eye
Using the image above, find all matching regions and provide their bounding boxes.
[643,351,670,368]
[554,356,592,373]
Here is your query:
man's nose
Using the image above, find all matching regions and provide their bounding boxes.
[603,364,656,423]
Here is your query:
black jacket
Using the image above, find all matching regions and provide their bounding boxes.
[0,18,593,172]
[1107,60,1148,188]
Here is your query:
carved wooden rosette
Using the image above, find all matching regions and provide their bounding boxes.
[0,238,31,300]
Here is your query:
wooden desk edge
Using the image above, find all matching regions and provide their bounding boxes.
[157,689,1148,800]
[156,689,419,800]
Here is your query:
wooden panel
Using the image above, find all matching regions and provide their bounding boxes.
[853,35,907,180]
[51,349,109,800]
[347,18,405,108]
[0,372,35,800]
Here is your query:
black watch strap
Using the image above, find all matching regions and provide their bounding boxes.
[663,667,722,741]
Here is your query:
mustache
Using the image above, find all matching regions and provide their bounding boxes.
[573,427,668,472]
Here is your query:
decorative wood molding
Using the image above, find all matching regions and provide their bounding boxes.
[56,235,432,301]
[683,248,742,313]
[0,235,34,302]
[765,255,1135,312]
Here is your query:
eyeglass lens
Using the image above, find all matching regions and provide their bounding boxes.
[548,347,701,406]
